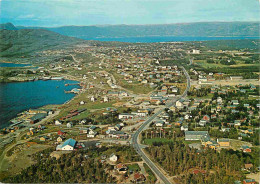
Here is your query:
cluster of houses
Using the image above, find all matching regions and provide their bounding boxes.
[79,126,97,138]
[106,123,129,139]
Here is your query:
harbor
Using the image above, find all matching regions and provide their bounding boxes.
[0,79,80,129]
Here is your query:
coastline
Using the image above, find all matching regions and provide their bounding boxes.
[0,79,81,130]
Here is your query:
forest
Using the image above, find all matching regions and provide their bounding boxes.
[3,145,141,183]
[145,140,259,184]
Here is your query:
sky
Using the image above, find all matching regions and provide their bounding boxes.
[0,0,259,27]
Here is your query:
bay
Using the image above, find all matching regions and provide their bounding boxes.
[87,36,260,43]
[0,80,79,128]
[0,62,32,67]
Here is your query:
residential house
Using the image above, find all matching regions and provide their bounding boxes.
[202,115,210,122]
[217,138,230,147]
[118,113,134,120]
[250,84,256,90]
[243,179,257,184]
[155,120,165,127]
[57,136,64,142]
[244,163,253,170]
[67,122,73,128]
[176,100,184,109]
[181,125,188,131]
[80,128,89,134]
[56,138,76,151]
[40,136,48,141]
[231,100,239,105]
[103,96,109,102]
[58,130,66,136]
[199,119,207,127]
[109,153,118,162]
[55,120,62,126]
[245,129,253,134]
[80,101,85,105]
[217,97,223,104]
[115,163,128,174]
[108,131,129,139]
[241,145,251,153]
[114,124,122,131]
[134,173,146,182]
[87,129,97,138]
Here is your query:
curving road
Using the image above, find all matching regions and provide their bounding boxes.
[132,66,190,184]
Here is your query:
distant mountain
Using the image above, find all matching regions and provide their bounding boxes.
[0,23,17,30]
[0,29,86,57]
[17,22,259,39]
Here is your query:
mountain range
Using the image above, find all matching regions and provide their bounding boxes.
[0,22,259,59]
[0,29,86,58]
[1,22,259,40]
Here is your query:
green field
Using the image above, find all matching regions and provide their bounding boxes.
[127,164,141,172]
[112,72,154,94]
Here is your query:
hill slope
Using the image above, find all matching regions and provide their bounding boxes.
[0,29,86,57]
[17,22,260,39]
[0,23,17,30]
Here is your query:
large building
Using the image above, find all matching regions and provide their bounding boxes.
[185,131,209,140]
[56,138,76,151]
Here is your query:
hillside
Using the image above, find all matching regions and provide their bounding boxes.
[16,22,260,39]
[0,23,17,30]
[0,29,86,57]
[200,39,260,50]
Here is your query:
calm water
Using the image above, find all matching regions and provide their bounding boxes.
[0,62,32,67]
[87,36,260,43]
[0,80,79,128]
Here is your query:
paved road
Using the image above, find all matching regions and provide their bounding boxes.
[132,66,190,184]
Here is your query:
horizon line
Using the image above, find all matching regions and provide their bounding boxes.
[2,20,260,28]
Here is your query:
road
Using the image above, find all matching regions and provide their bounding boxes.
[132,66,190,184]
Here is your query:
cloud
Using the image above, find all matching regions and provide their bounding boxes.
[17,14,35,19]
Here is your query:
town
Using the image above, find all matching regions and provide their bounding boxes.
[0,38,259,184]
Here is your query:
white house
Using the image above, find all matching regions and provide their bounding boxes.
[217,97,223,104]
[90,96,95,102]
[184,114,189,120]
[176,101,184,109]
[87,129,97,138]
[118,113,134,120]
[181,125,189,131]
[55,120,62,126]
[80,119,87,124]
[56,138,76,151]
[104,96,109,102]
[67,122,73,128]
[192,49,200,54]
[80,101,85,105]
[132,112,147,117]
[155,120,165,127]
[199,120,207,126]
[109,153,118,162]
[172,88,178,93]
